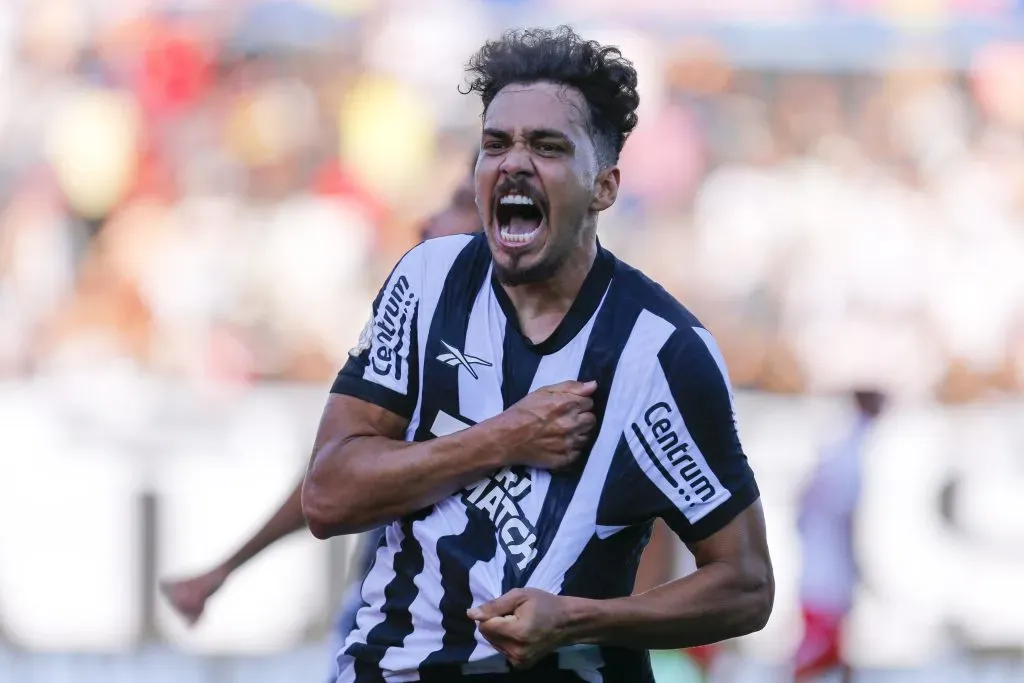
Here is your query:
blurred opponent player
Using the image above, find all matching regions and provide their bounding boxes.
[159,158,480,668]
[794,389,886,682]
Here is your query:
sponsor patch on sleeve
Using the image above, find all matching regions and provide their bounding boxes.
[362,273,418,395]
[624,368,732,525]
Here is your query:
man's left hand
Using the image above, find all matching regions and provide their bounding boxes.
[467,588,571,669]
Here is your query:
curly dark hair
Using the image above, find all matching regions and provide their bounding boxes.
[462,26,640,168]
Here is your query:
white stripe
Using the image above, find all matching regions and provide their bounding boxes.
[458,264,506,425]
[525,309,676,593]
[429,410,472,438]
[595,524,629,539]
[406,234,475,440]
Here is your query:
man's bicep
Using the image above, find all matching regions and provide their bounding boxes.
[311,394,410,458]
[686,500,770,580]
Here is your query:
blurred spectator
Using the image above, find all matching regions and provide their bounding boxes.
[0,1,1019,404]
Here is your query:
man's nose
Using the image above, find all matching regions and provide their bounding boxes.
[499,143,534,178]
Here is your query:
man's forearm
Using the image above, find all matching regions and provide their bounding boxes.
[302,419,511,537]
[561,560,773,650]
[221,479,307,575]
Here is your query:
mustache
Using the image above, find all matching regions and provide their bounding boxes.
[493,178,546,209]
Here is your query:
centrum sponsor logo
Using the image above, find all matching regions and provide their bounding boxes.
[461,466,538,572]
[371,274,416,381]
[631,401,716,506]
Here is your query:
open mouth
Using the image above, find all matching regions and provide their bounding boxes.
[494,193,546,247]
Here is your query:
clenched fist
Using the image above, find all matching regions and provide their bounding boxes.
[468,588,572,669]
[499,380,598,470]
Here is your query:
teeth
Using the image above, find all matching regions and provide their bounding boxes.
[499,226,541,244]
[499,194,534,206]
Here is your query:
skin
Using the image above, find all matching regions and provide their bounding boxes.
[305,80,772,668]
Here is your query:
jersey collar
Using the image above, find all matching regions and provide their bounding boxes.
[491,240,616,356]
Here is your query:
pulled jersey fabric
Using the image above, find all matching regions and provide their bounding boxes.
[330,234,759,682]
[329,526,388,683]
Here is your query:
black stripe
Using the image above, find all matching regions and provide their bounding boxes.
[352,658,386,683]
[598,647,656,683]
[345,508,431,670]
[517,268,643,589]
[560,521,650,599]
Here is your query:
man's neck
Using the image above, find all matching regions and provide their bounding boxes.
[500,239,598,345]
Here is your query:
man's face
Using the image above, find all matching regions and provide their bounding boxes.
[475,81,618,286]
[420,172,479,241]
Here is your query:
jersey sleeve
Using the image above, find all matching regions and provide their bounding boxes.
[330,246,424,420]
[623,326,759,542]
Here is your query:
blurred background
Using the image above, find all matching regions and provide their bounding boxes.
[0,0,1023,681]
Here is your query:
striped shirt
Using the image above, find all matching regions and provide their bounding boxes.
[331,234,759,682]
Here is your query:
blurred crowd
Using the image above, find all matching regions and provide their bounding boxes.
[2,0,1024,402]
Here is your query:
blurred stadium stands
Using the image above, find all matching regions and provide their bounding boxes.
[0,0,1023,681]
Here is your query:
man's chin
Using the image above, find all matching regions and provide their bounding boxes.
[493,254,560,287]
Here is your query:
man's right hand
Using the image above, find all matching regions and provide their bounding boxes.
[500,380,598,470]
[160,566,230,626]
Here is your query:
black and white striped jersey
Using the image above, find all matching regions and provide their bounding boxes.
[330,233,759,682]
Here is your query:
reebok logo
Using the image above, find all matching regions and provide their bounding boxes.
[436,340,492,379]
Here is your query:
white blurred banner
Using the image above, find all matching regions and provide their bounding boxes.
[0,380,1021,664]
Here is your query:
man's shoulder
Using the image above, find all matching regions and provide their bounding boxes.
[403,232,487,286]
[608,253,707,339]
[605,252,730,387]
[388,232,485,295]
[404,232,482,275]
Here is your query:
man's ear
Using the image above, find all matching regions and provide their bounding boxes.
[590,166,620,213]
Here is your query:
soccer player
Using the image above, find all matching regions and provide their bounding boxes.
[794,389,885,682]
[302,26,774,683]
